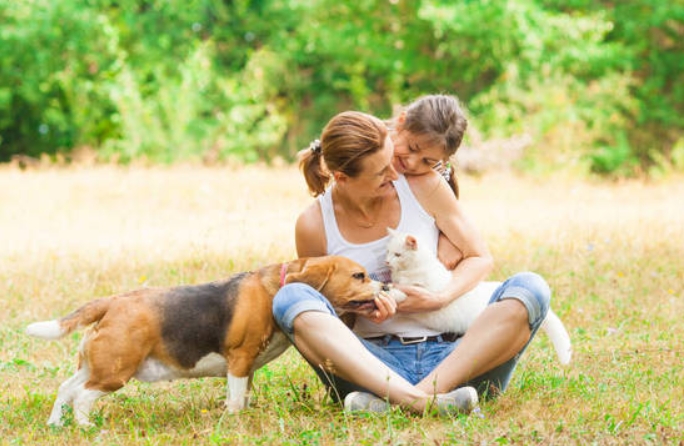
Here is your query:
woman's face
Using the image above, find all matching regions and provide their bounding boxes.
[392,129,445,176]
[347,135,399,196]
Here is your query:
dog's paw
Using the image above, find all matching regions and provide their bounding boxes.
[47,418,65,427]
[225,397,248,413]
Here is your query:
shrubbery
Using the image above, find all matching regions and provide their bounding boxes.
[1,0,682,176]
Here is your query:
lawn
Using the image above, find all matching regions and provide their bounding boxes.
[1,165,682,445]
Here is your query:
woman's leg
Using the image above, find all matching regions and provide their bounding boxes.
[274,283,428,410]
[292,311,430,409]
[273,283,475,413]
[416,272,551,395]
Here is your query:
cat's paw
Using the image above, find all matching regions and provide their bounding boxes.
[385,285,407,303]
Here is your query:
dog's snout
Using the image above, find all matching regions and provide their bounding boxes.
[369,280,385,295]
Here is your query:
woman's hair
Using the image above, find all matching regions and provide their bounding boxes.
[401,94,467,197]
[299,111,388,197]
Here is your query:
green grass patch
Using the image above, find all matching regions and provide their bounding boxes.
[2,167,683,444]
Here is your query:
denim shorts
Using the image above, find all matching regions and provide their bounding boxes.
[272,272,551,400]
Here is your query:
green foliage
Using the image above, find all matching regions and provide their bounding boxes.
[540,0,684,174]
[0,0,683,175]
[609,1,684,172]
[588,131,638,176]
[0,0,121,158]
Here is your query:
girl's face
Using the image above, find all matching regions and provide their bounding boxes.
[392,129,445,176]
[346,135,399,197]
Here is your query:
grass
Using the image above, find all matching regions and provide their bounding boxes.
[1,164,683,445]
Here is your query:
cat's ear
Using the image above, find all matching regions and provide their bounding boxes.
[405,235,418,251]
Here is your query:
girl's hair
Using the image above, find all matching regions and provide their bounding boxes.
[401,94,467,198]
[299,111,388,197]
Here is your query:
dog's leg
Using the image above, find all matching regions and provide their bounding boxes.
[72,323,146,425]
[72,385,107,427]
[47,367,89,426]
[225,348,262,412]
[226,373,251,412]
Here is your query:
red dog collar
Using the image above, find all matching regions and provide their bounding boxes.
[279,263,288,287]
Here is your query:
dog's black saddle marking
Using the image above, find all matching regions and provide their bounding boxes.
[161,272,247,368]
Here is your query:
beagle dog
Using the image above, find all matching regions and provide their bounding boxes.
[26,256,382,426]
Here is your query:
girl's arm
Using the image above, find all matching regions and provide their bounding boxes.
[437,232,464,271]
[399,172,494,312]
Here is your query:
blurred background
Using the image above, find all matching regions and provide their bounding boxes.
[1,0,683,177]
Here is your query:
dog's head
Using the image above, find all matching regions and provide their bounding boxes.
[284,256,383,317]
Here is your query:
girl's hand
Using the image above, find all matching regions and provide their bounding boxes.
[366,290,397,324]
[393,284,447,313]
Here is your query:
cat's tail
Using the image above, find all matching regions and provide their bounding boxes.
[541,310,572,365]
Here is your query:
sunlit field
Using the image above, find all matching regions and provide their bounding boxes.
[1,165,682,445]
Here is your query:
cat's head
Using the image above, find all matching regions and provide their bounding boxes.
[385,227,420,271]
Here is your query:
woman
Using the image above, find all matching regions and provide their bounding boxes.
[272,96,551,414]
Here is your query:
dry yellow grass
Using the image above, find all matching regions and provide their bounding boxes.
[1,165,683,444]
[1,165,306,264]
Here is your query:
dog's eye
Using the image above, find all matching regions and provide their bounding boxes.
[352,272,366,280]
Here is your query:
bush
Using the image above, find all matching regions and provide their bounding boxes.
[1,0,682,176]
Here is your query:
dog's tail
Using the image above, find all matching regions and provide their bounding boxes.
[25,298,111,340]
[541,309,572,365]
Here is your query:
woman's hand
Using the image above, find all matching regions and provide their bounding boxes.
[393,284,448,313]
[365,290,398,324]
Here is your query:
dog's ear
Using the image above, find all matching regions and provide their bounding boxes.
[284,259,335,292]
[339,312,357,328]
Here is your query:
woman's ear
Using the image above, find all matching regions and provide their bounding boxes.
[333,171,347,183]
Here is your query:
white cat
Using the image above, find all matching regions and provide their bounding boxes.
[385,228,572,365]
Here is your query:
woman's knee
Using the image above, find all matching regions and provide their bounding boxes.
[272,283,336,334]
[499,272,551,327]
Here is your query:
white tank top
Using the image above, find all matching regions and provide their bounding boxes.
[318,174,443,337]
